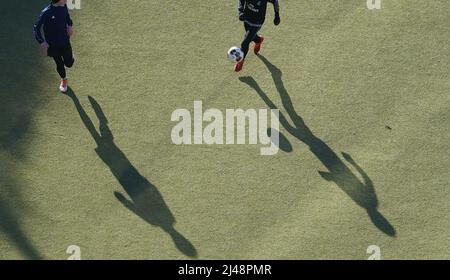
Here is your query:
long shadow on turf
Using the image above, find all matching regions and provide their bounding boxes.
[0,0,52,259]
[66,89,197,257]
[240,55,396,237]
[0,199,41,259]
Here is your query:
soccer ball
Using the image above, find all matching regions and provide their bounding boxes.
[227,46,244,63]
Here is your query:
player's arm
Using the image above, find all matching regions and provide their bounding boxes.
[65,4,74,36]
[269,0,280,25]
[33,10,49,50]
[33,10,46,44]
[238,0,246,21]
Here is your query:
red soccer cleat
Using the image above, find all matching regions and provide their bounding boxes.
[234,59,245,72]
[254,36,265,55]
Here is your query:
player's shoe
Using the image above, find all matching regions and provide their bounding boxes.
[59,78,68,93]
[254,36,265,55]
[234,59,245,72]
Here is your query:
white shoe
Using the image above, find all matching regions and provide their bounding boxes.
[59,78,68,93]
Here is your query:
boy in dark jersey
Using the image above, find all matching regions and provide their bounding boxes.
[235,0,280,72]
[33,0,75,92]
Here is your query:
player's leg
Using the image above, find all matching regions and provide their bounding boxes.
[51,52,68,93]
[58,43,74,93]
[253,27,264,55]
[241,23,260,58]
[252,35,262,44]
[251,26,262,44]
[48,45,66,80]
[52,55,66,80]
[236,23,260,72]
[62,42,75,68]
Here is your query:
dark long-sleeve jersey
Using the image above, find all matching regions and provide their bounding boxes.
[33,4,73,47]
[238,0,279,27]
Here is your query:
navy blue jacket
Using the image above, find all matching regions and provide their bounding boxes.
[239,0,279,27]
[33,4,73,47]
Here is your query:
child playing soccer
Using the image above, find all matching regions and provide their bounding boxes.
[33,0,75,92]
[235,0,280,72]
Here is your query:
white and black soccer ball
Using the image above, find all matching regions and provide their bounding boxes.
[227,46,244,63]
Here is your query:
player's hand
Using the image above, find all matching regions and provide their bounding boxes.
[40,42,49,54]
[67,25,74,37]
[239,13,245,21]
[274,13,281,26]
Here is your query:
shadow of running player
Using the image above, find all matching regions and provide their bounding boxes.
[239,55,396,236]
[66,89,197,257]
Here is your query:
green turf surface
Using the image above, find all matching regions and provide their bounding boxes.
[0,0,449,259]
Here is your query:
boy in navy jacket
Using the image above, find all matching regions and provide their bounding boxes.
[34,0,75,92]
[235,0,280,72]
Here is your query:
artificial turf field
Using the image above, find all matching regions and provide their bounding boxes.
[0,0,449,260]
